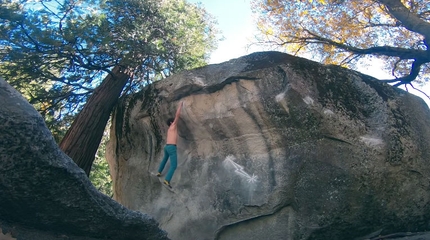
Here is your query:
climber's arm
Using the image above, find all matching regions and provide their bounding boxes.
[171,102,183,126]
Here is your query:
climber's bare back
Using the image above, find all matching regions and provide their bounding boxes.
[166,101,183,145]
[166,124,178,145]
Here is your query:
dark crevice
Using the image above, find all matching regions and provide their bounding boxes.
[277,66,289,90]
[171,76,260,101]
[322,135,353,145]
[214,203,291,240]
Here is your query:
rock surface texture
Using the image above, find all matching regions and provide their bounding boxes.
[0,77,168,240]
[107,52,430,240]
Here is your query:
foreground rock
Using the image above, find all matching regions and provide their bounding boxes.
[108,51,430,240]
[0,77,168,240]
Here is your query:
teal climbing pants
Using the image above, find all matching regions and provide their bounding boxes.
[157,144,177,182]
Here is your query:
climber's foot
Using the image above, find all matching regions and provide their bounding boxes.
[156,172,161,177]
[163,180,172,188]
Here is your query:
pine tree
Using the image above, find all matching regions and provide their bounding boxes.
[0,0,219,175]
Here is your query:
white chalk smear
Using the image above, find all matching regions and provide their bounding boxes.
[275,92,285,102]
[359,136,384,147]
[303,96,314,105]
[223,155,258,184]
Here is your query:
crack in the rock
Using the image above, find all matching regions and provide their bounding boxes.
[171,76,260,101]
[214,200,291,240]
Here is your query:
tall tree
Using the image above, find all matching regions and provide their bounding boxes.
[0,0,218,175]
[58,65,130,176]
[252,0,430,88]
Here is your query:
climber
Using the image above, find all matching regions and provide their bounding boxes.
[156,101,183,188]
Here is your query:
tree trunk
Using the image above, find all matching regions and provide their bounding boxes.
[59,65,131,176]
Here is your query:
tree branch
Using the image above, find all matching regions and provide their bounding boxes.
[296,29,428,85]
[378,0,430,40]
[303,29,427,60]
[409,83,430,102]
[380,59,425,86]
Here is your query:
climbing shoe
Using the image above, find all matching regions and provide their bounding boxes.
[156,172,161,177]
[163,180,172,188]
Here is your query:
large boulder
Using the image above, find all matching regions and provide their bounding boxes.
[107,52,430,240]
[0,77,168,240]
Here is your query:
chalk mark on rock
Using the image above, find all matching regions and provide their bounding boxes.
[224,155,258,184]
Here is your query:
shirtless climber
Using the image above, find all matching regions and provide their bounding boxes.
[156,101,183,188]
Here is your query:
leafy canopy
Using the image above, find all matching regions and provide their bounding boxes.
[0,0,218,138]
[252,0,430,88]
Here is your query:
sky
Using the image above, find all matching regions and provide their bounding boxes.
[188,0,430,108]
[188,0,260,64]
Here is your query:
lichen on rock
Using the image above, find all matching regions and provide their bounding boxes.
[0,77,168,240]
[107,51,430,240]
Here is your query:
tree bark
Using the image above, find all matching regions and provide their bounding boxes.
[59,65,131,176]
[378,0,430,40]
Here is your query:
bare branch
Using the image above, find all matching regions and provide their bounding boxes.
[380,59,426,86]
[303,29,427,60]
[378,0,430,40]
[409,83,430,102]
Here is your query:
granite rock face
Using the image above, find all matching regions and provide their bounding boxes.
[107,52,430,240]
[0,77,168,240]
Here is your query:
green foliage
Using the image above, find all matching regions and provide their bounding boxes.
[0,0,219,134]
[90,156,113,197]
[1,0,219,181]
[90,130,112,197]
